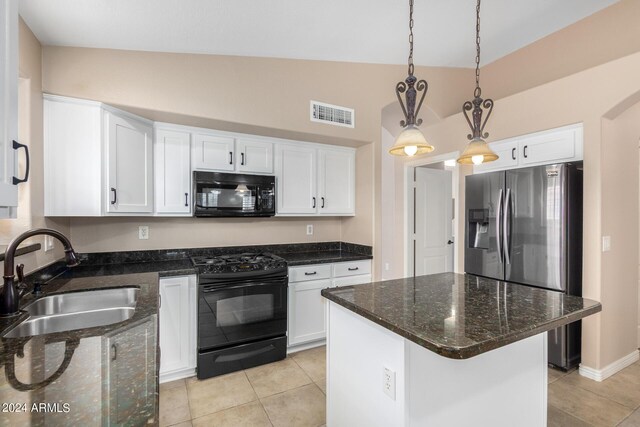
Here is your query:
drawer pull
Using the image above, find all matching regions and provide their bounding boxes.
[348,267,359,271]
[304,272,317,276]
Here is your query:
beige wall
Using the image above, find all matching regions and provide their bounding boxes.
[0,19,70,275]
[600,100,640,365]
[385,51,640,370]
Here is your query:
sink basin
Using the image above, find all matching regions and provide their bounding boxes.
[2,287,139,338]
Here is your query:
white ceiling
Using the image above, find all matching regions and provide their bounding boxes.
[19,0,619,68]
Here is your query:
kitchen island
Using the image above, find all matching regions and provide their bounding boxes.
[321,273,601,427]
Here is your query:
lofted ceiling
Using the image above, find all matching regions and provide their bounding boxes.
[19,0,619,68]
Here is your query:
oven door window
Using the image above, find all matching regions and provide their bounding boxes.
[199,281,287,350]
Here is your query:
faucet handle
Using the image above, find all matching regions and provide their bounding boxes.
[16,263,25,283]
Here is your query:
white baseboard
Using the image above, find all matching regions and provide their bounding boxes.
[286,339,326,355]
[159,367,196,384]
[579,349,640,382]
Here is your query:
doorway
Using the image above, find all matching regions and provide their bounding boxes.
[405,153,459,277]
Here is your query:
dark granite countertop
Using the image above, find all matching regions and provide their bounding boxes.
[322,272,601,360]
[0,270,161,426]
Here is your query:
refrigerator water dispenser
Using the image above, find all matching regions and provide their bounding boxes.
[468,208,489,249]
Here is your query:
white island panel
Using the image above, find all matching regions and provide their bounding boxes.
[327,301,548,427]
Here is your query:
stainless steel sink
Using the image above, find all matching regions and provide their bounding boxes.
[2,287,139,338]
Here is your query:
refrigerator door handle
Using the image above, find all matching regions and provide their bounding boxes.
[504,188,512,265]
[496,189,503,261]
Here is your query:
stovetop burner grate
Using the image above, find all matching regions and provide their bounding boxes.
[191,252,287,275]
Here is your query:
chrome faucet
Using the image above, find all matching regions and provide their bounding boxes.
[1,228,80,317]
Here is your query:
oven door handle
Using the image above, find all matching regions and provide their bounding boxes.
[202,282,285,293]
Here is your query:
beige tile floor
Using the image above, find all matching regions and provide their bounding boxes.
[159,346,327,427]
[160,346,640,427]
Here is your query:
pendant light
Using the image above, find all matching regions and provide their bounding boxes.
[388,0,434,157]
[457,0,498,165]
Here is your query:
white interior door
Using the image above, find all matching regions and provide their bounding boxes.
[414,167,453,276]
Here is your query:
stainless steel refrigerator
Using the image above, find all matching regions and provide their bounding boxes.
[465,163,583,370]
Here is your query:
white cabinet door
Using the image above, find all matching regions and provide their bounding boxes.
[520,126,581,166]
[106,112,154,213]
[318,148,355,215]
[0,0,18,217]
[473,139,519,174]
[192,133,235,171]
[236,138,273,174]
[159,275,197,382]
[155,129,191,214]
[275,144,317,214]
[288,279,331,346]
[44,98,103,216]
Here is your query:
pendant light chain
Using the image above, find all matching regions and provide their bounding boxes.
[474,0,481,98]
[408,0,415,76]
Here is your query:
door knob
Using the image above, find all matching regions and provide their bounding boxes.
[447,240,454,245]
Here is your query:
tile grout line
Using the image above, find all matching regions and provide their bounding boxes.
[551,382,634,426]
[243,368,275,427]
[567,375,640,412]
[548,403,596,427]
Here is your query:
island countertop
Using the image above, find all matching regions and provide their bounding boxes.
[321,272,602,359]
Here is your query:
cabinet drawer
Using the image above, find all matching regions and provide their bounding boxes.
[289,264,331,282]
[333,274,372,287]
[333,260,372,278]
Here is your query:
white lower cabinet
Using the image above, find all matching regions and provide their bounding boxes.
[159,275,197,383]
[288,260,372,349]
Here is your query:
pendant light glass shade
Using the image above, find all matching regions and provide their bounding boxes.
[388,124,434,157]
[456,137,498,165]
[456,0,498,166]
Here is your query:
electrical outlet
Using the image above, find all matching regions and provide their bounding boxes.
[602,235,611,252]
[383,367,396,400]
[306,224,314,235]
[384,263,390,271]
[138,226,149,240]
[44,235,54,252]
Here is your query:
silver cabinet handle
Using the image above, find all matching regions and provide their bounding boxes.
[504,188,511,265]
[496,189,503,261]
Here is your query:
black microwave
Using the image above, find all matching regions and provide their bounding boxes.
[193,172,276,217]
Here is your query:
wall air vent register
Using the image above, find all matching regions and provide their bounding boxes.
[310,100,354,128]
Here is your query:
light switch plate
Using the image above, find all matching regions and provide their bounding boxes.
[602,235,611,252]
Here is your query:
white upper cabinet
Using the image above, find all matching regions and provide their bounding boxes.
[44,97,103,216]
[236,138,273,174]
[0,0,19,218]
[155,129,191,215]
[44,94,154,216]
[192,133,273,174]
[318,148,355,215]
[106,112,154,214]
[519,126,582,166]
[474,124,583,174]
[192,133,235,172]
[275,144,317,214]
[276,144,355,216]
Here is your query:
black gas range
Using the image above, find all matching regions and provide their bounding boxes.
[191,253,288,379]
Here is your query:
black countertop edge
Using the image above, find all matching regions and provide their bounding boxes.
[280,252,373,266]
[76,241,372,265]
[0,243,41,261]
